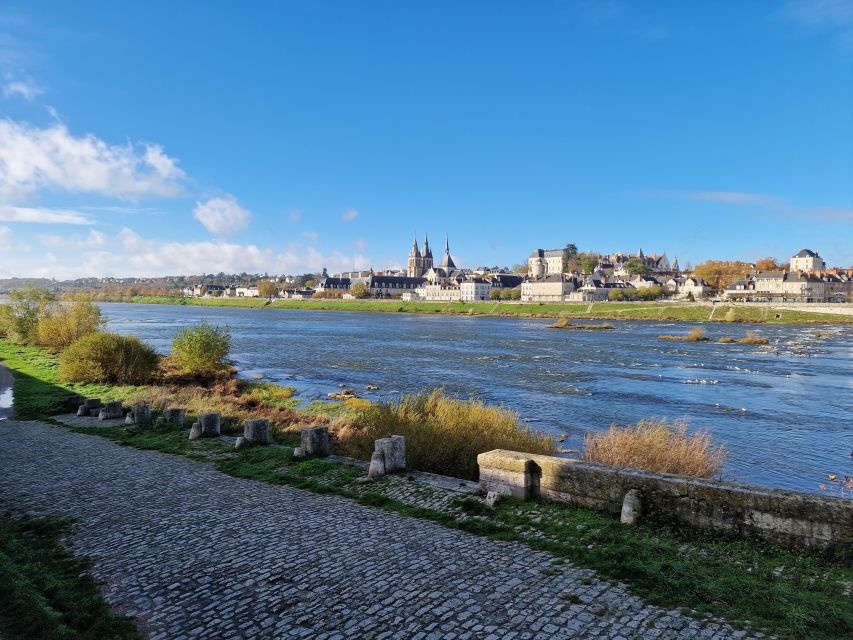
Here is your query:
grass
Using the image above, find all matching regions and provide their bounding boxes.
[547,318,614,330]
[125,295,853,324]
[330,389,556,479]
[658,327,710,342]
[738,331,770,345]
[719,337,736,343]
[583,419,727,477]
[0,513,139,640]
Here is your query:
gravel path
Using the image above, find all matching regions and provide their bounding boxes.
[0,420,755,640]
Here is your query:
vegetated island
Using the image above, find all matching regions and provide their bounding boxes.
[100,295,853,325]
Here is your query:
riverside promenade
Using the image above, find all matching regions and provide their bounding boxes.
[0,420,757,640]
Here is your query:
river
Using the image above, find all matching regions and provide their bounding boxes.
[94,302,853,494]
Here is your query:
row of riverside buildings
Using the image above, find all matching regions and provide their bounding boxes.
[183,240,852,304]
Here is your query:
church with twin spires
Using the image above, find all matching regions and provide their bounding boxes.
[407,234,457,278]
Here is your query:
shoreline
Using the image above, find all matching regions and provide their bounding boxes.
[108,295,853,324]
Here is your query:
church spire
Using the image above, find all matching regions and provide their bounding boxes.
[409,234,420,257]
[423,233,432,258]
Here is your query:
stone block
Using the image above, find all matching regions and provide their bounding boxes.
[243,419,270,445]
[374,435,406,474]
[63,395,84,412]
[477,450,541,501]
[88,409,101,417]
[154,417,166,428]
[76,405,87,417]
[367,451,386,479]
[235,436,247,450]
[485,491,501,508]
[100,401,123,420]
[199,412,221,437]
[292,447,306,459]
[125,414,134,425]
[620,489,642,525]
[188,423,202,440]
[84,398,102,410]
[300,426,330,457]
[133,403,152,428]
[163,408,185,425]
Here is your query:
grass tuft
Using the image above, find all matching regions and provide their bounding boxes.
[659,327,709,342]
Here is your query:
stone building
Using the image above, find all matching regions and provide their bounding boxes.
[790,249,825,273]
[406,235,434,277]
[528,249,564,278]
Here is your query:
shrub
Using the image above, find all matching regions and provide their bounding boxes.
[58,333,159,384]
[738,331,769,345]
[35,298,104,352]
[332,389,555,479]
[583,419,726,478]
[659,327,708,342]
[0,288,57,344]
[723,307,737,322]
[351,282,370,299]
[719,337,735,343]
[170,322,232,378]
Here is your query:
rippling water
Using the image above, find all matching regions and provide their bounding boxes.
[101,303,853,493]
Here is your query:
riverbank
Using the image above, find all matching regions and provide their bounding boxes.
[124,295,853,324]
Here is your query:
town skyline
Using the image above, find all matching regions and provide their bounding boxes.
[0,1,851,279]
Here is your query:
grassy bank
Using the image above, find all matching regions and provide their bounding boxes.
[2,343,852,639]
[0,513,139,639]
[126,296,853,324]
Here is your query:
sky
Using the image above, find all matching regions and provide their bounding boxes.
[0,0,851,279]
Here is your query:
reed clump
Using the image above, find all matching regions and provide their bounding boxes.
[331,389,555,479]
[583,419,726,478]
[658,327,709,342]
[737,331,769,345]
[548,319,614,330]
[719,337,735,343]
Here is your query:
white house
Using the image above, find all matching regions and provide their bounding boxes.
[527,249,564,278]
[521,275,576,302]
[790,249,825,273]
[460,279,491,301]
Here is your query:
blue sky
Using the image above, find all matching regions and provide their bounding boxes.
[0,0,850,278]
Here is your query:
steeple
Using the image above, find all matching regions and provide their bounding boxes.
[638,248,644,259]
[423,233,432,258]
[409,234,421,258]
[437,233,457,271]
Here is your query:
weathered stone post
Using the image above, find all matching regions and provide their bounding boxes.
[81,398,101,417]
[300,426,330,457]
[374,435,406,474]
[199,412,221,437]
[367,451,386,479]
[163,408,185,425]
[243,419,270,445]
[132,403,152,428]
[98,401,123,420]
[620,489,642,525]
[188,422,202,440]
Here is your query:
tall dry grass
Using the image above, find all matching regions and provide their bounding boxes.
[583,419,726,478]
[332,389,555,480]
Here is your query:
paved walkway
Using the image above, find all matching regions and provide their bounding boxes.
[0,421,755,640]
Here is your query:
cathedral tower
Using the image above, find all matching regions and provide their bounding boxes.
[407,235,423,277]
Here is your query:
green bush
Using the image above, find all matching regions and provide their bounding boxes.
[170,322,231,377]
[36,298,104,352]
[0,288,57,344]
[58,333,159,384]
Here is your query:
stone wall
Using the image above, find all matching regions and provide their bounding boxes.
[478,450,853,559]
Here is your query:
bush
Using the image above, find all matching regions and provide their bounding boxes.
[0,288,57,344]
[170,322,231,378]
[583,419,726,478]
[58,333,159,384]
[332,389,555,479]
[351,282,370,299]
[35,298,104,352]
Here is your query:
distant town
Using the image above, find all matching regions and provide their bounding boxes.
[1,239,851,304]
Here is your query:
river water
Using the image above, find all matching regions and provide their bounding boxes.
[97,302,853,494]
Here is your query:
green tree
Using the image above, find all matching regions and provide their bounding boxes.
[561,243,578,273]
[351,282,371,299]
[489,288,502,300]
[36,297,104,352]
[0,287,57,344]
[257,281,279,299]
[580,252,600,274]
[624,258,651,276]
[509,288,521,300]
[171,322,232,378]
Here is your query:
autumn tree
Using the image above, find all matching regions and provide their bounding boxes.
[351,282,370,298]
[624,258,651,276]
[755,257,784,272]
[257,281,279,299]
[561,243,578,273]
[693,260,752,290]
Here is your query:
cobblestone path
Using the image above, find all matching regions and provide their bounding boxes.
[0,421,756,640]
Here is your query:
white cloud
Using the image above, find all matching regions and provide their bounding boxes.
[287,209,302,223]
[193,195,251,235]
[0,119,185,201]
[0,205,92,224]
[39,229,105,248]
[662,190,852,224]
[0,225,17,250]
[341,208,359,222]
[3,78,40,101]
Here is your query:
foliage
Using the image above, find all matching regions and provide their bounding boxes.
[257,281,279,298]
[738,331,769,345]
[509,288,521,300]
[637,285,663,300]
[0,514,139,640]
[350,282,371,299]
[755,257,784,271]
[561,243,578,273]
[35,297,104,352]
[170,322,232,378]
[624,257,651,276]
[332,389,555,479]
[58,333,159,385]
[693,260,752,290]
[584,419,727,477]
[0,287,57,344]
[658,327,709,341]
[489,288,502,300]
[579,252,600,274]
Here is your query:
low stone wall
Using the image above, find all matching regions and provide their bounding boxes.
[478,450,853,559]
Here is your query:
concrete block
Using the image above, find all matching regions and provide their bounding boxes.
[301,426,330,457]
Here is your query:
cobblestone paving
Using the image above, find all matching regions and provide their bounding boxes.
[0,420,759,640]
